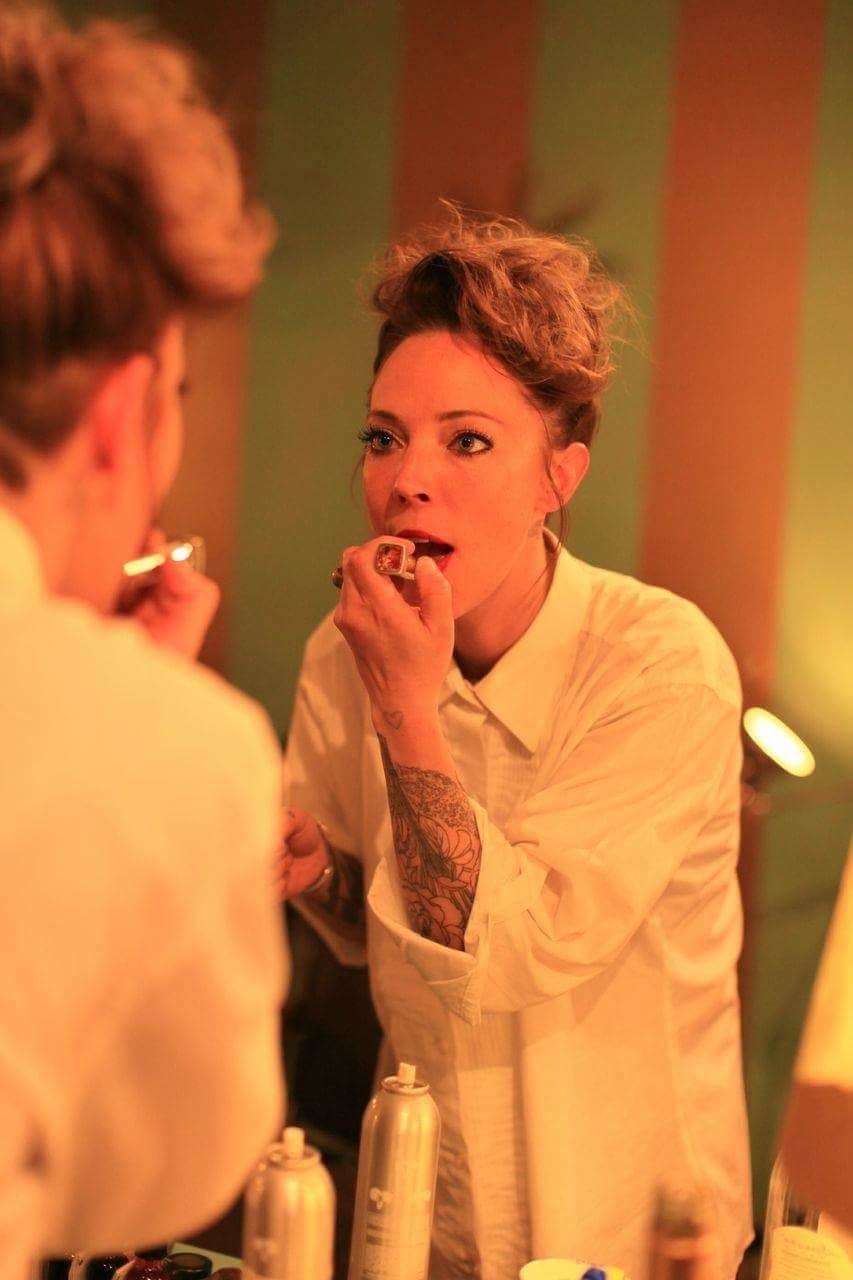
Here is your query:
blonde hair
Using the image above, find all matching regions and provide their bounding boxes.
[0,3,275,487]
[370,207,625,450]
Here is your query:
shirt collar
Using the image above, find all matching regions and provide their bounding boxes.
[440,539,592,754]
[0,506,46,605]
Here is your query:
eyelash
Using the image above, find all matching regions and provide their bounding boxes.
[357,427,494,456]
[357,427,391,450]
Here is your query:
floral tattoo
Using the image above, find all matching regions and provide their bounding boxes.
[377,735,481,950]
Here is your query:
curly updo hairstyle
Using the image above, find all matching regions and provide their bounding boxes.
[0,2,275,488]
[370,207,625,453]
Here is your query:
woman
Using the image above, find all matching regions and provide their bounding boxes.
[279,213,752,1280]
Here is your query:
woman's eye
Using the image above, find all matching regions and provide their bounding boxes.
[358,427,397,452]
[452,431,492,455]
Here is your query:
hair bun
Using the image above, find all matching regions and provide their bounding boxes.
[0,104,59,196]
[0,7,63,195]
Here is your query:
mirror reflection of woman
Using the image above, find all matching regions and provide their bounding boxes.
[278,212,752,1280]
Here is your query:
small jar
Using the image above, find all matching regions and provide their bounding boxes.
[165,1253,212,1280]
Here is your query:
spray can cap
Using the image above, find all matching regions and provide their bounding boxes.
[282,1127,306,1159]
[380,1062,430,1095]
[271,1125,321,1169]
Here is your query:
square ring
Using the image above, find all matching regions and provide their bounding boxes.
[373,538,415,580]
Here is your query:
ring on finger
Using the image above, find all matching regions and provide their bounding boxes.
[373,538,416,580]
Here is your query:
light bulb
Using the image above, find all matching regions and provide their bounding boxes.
[743,708,815,778]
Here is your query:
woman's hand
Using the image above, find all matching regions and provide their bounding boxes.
[119,528,220,660]
[274,807,330,901]
[333,538,454,732]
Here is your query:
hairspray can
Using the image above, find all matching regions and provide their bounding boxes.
[347,1062,441,1280]
[242,1126,335,1280]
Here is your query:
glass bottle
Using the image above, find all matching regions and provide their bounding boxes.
[758,1156,851,1280]
[68,1255,129,1280]
[112,1252,171,1280]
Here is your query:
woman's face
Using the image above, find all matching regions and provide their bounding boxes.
[362,329,582,622]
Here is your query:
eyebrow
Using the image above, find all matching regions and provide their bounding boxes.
[368,409,505,426]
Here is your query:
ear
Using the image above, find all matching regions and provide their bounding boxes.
[543,441,590,512]
[84,353,155,477]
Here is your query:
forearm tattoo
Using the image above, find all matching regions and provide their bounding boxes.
[313,844,365,930]
[377,735,482,950]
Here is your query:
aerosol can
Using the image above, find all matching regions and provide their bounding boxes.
[348,1062,441,1280]
[243,1126,335,1280]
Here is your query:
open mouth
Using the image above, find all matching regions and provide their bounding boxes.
[411,538,453,562]
[387,528,456,577]
[405,536,454,573]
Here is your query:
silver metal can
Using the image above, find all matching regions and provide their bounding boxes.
[242,1126,335,1280]
[347,1062,441,1280]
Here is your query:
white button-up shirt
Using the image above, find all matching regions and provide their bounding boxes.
[0,509,288,1280]
[286,546,752,1280]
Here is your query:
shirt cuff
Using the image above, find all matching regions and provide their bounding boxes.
[365,797,533,1025]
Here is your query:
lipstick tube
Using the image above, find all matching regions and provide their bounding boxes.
[123,536,206,578]
[331,537,416,590]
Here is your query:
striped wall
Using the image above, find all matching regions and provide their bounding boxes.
[636,2,827,1202]
[530,0,678,577]
[153,0,271,675]
[57,0,853,1222]
[229,0,402,720]
[747,0,853,1210]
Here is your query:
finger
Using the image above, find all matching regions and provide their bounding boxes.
[336,547,389,631]
[146,567,221,631]
[142,526,167,555]
[340,545,378,593]
[281,809,321,859]
[347,539,415,605]
[156,560,209,598]
[338,546,359,580]
[415,555,454,640]
[337,546,370,607]
[115,574,151,617]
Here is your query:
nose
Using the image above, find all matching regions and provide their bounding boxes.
[390,442,434,504]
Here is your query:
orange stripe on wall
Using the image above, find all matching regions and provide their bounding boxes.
[155,0,271,674]
[640,0,826,1012]
[392,0,539,233]
[641,0,825,708]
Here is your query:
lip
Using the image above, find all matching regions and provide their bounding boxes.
[388,527,455,577]
[391,526,455,549]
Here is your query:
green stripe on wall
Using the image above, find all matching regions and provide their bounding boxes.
[229,0,401,733]
[528,0,678,576]
[773,0,853,777]
[748,0,853,1214]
